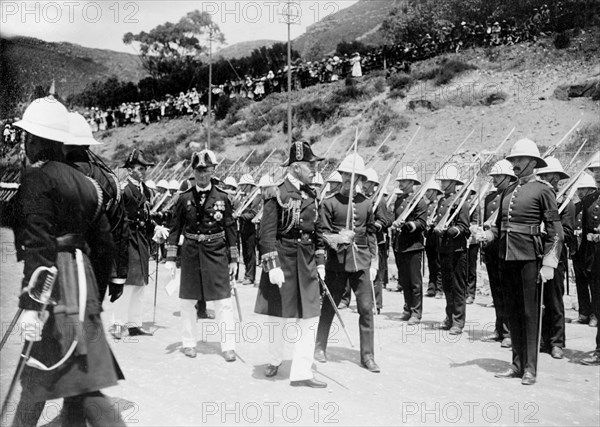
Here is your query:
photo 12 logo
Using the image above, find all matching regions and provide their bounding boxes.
[1,1,140,24]
[200,1,339,25]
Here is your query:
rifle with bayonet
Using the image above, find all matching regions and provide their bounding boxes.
[372,127,421,209]
[440,128,515,231]
[484,124,581,229]
[542,120,581,158]
[365,131,393,165]
[394,129,476,226]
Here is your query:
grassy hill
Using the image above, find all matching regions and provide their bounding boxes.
[215,40,280,60]
[292,0,402,60]
[1,36,147,103]
[93,29,600,187]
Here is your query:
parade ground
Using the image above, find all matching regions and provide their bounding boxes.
[1,228,598,426]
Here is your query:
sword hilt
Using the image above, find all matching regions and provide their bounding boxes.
[27,266,58,306]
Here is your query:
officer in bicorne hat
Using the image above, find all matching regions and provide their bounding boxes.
[254,141,328,387]
[112,148,155,338]
[165,149,239,361]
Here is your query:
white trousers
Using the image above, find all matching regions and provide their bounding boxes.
[268,316,318,381]
[180,298,236,351]
[112,285,146,327]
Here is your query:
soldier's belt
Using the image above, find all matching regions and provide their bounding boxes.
[184,231,225,243]
[278,232,314,243]
[501,222,540,236]
[586,233,600,243]
[56,234,88,253]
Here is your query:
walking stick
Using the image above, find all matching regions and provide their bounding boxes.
[0,309,23,352]
[537,274,545,365]
[318,277,354,347]
[152,254,159,323]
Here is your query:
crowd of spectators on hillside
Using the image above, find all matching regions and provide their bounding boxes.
[2,4,557,138]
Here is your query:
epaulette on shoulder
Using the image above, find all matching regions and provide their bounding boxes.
[262,186,279,200]
[213,185,227,194]
[535,177,554,189]
[355,193,367,202]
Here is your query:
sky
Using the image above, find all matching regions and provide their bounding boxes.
[0,0,360,54]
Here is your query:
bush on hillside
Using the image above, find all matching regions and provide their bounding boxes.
[373,77,387,94]
[388,73,414,91]
[412,59,477,86]
[217,96,254,122]
[247,130,271,146]
[388,89,407,99]
[365,101,410,147]
[330,78,370,104]
[554,32,571,49]
[434,60,477,85]
[294,99,338,125]
[324,125,343,137]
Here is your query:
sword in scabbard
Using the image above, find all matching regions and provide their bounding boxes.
[318,276,354,348]
[1,266,58,419]
[231,279,243,322]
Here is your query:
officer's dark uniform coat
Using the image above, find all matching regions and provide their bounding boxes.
[67,151,129,299]
[122,179,153,286]
[14,161,123,402]
[167,179,238,301]
[254,178,325,319]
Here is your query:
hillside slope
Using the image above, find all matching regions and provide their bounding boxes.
[215,39,280,59]
[1,36,147,96]
[93,31,599,186]
[292,0,402,60]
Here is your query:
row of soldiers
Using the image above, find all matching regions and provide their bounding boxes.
[4,94,599,425]
[150,134,600,389]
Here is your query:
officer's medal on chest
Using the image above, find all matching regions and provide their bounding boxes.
[213,200,225,221]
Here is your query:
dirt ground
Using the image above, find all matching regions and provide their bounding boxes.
[1,228,598,426]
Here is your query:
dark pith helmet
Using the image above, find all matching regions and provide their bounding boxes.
[282,141,324,167]
[124,149,155,168]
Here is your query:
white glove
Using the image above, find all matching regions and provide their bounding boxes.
[369,267,378,282]
[152,225,170,243]
[475,227,493,243]
[21,310,48,342]
[338,229,356,244]
[540,265,555,283]
[317,265,326,281]
[269,267,285,288]
[165,261,177,278]
[229,262,238,278]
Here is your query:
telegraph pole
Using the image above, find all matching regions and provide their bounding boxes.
[207,25,214,150]
[282,1,300,147]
